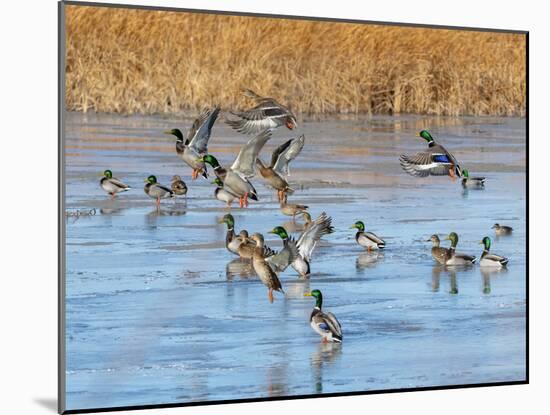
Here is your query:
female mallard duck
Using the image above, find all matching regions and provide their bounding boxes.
[280,195,309,220]
[444,232,476,265]
[225,89,297,134]
[170,175,188,197]
[212,178,237,207]
[200,130,272,208]
[427,234,451,265]
[250,233,286,303]
[479,236,509,268]
[350,221,385,251]
[399,130,462,179]
[304,290,342,343]
[492,223,513,235]
[270,212,334,277]
[461,169,485,188]
[256,139,295,201]
[164,107,220,180]
[100,170,131,199]
[144,175,174,205]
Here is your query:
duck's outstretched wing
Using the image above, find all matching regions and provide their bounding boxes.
[225,103,288,134]
[273,135,305,176]
[435,143,463,177]
[230,130,272,177]
[270,139,293,169]
[399,152,453,177]
[266,238,299,273]
[188,107,220,154]
[297,212,334,262]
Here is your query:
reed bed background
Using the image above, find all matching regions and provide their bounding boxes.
[65,6,526,116]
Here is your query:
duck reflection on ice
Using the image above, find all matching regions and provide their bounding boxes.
[310,342,342,394]
[146,205,186,223]
[481,267,508,295]
[356,251,384,272]
[283,279,311,299]
[225,258,255,280]
[431,265,458,294]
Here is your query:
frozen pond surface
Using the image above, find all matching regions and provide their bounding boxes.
[63,112,526,410]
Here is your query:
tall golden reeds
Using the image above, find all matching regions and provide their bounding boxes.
[65,6,526,116]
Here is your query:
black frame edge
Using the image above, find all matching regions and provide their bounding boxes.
[61,0,528,34]
[58,1,67,414]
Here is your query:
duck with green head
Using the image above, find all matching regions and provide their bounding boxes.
[212,177,238,207]
[264,226,300,275]
[479,236,509,268]
[350,220,385,251]
[270,212,334,278]
[100,169,131,199]
[200,130,271,208]
[218,213,254,256]
[143,175,174,205]
[444,232,476,265]
[461,169,486,188]
[304,289,342,343]
[163,106,220,180]
[399,130,462,179]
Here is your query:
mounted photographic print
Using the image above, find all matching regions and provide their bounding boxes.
[58,1,528,413]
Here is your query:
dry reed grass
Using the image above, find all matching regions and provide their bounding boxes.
[65,6,526,116]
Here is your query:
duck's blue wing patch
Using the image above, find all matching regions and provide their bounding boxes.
[318,322,330,331]
[433,154,451,163]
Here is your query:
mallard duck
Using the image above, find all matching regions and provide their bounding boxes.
[427,234,451,265]
[272,134,305,177]
[256,139,295,201]
[144,175,174,205]
[250,233,286,303]
[164,107,220,180]
[212,178,237,207]
[170,175,188,196]
[479,236,509,268]
[100,170,131,199]
[270,212,334,277]
[350,221,385,251]
[399,130,462,179]
[461,169,485,188]
[219,214,246,255]
[304,290,342,343]
[280,195,308,220]
[492,223,513,235]
[200,130,272,208]
[444,232,476,265]
[225,89,297,134]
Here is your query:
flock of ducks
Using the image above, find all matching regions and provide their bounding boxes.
[98,89,514,343]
